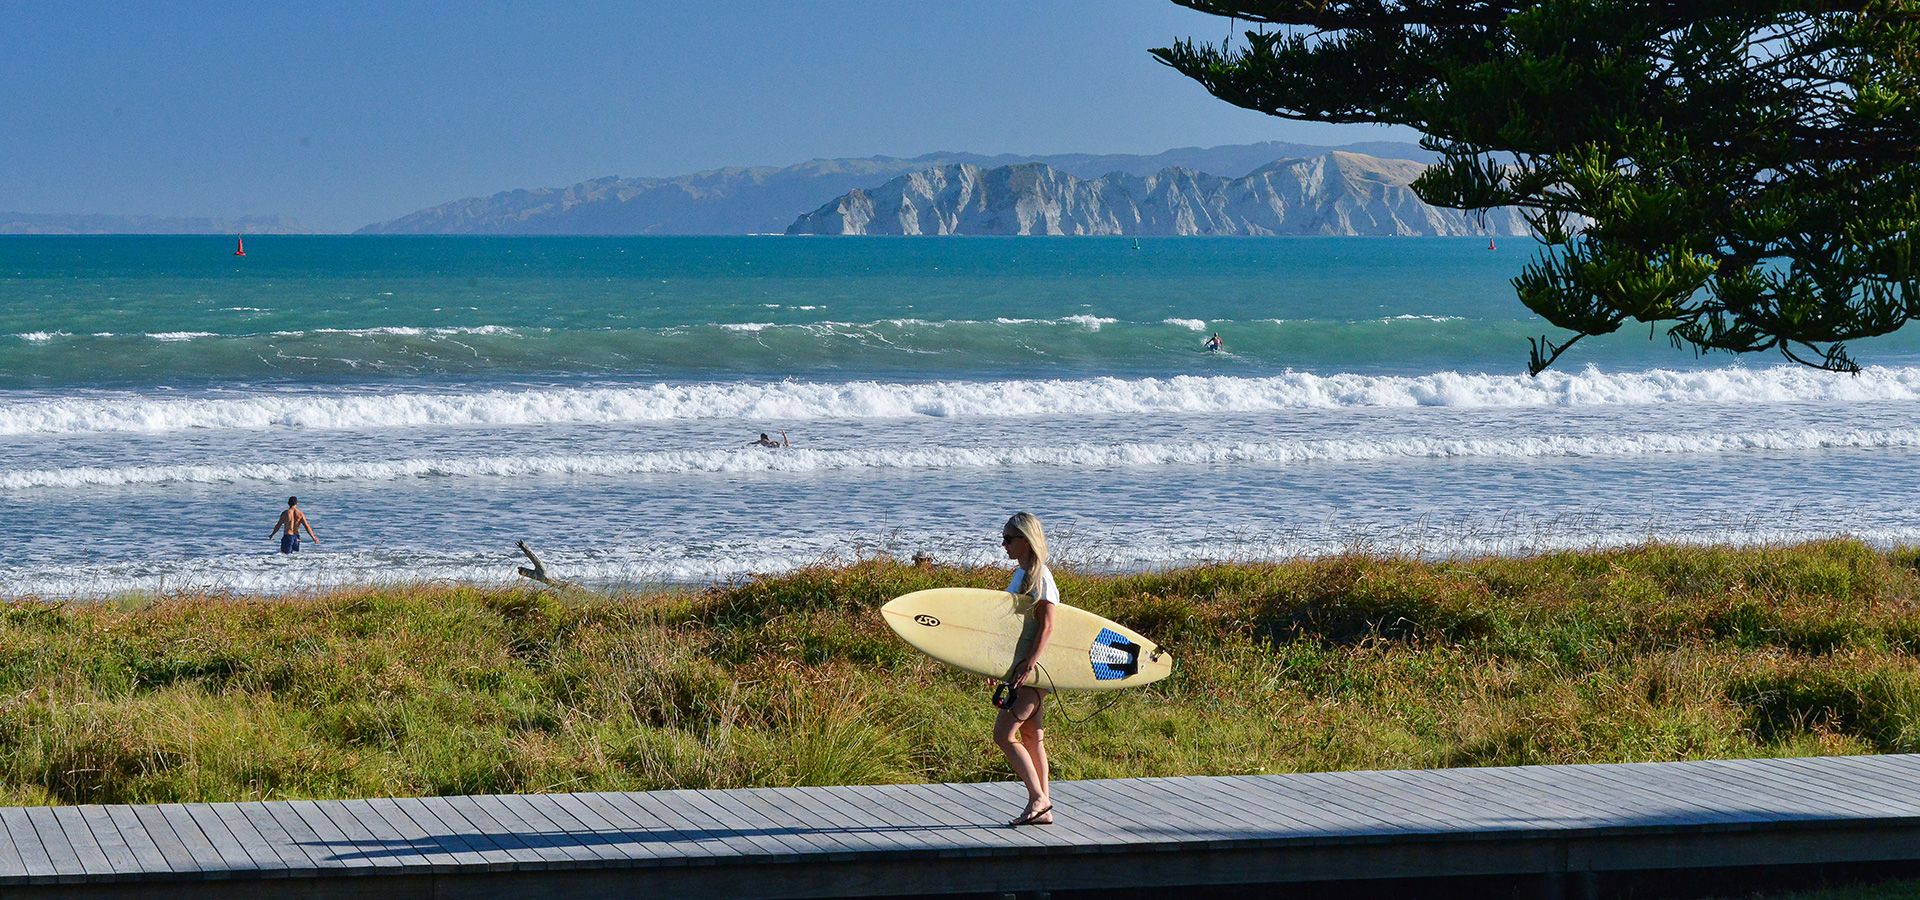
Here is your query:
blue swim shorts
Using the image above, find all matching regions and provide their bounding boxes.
[281,534,300,554]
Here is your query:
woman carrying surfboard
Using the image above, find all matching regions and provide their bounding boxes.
[996,512,1056,827]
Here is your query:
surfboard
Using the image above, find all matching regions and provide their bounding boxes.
[881,587,1172,691]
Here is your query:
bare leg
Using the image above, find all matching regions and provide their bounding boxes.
[1021,690,1049,805]
[993,686,1051,824]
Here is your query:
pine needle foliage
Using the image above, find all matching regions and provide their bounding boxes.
[1153,2,1920,373]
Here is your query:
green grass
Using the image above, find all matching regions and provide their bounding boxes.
[2,538,1919,804]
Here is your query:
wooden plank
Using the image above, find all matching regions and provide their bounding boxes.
[232,801,320,874]
[49,806,117,879]
[569,791,678,863]
[413,794,525,870]
[440,794,552,869]
[546,792,659,864]
[493,793,624,866]
[581,791,697,863]
[1481,764,1649,827]
[26,806,94,880]
[1189,773,1376,838]
[257,801,350,873]
[900,781,1035,851]
[145,804,229,875]
[1539,762,1741,826]
[837,783,996,854]
[308,799,427,872]
[472,792,590,867]
[1217,774,1369,837]
[73,806,138,878]
[712,787,842,858]
[1225,773,1398,837]
[1600,760,1791,825]
[1776,756,1920,811]
[1446,766,1609,828]
[791,782,933,852]
[930,781,1063,850]
[1701,758,1889,819]
[595,791,720,862]
[1761,756,1918,817]
[362,796,465,871]
[1311,770,1462,833]
[181,803,263,874]
[284,800,394,871]
[1146,775,1317,841]
[779,784,930,855]
[101,802,174,875]
[207,802,303,876]
[1112,776,1251,845]
[662,788,800,859]
[612,790,753,861]
[1369,768,1552,832]
[0,807,58,881]
[0,803,31,882]
[1815,754,1920,809]
[1233,772,1416,836]
[1780,755,1920,812]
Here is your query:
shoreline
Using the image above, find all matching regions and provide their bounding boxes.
[13,531,1920,603]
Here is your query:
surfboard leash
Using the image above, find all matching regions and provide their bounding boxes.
[1030,661,1131,727]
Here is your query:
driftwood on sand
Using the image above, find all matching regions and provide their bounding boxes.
[515,540,577,589]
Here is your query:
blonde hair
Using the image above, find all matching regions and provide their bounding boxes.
[1003,512,1049,594]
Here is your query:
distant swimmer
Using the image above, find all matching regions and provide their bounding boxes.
[750,431,790,448]
[1203,332,1222,352]
[269,496,318,553]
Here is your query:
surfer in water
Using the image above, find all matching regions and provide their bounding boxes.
[750,431,790,448]
[996,511,1057,827]
[269,496,318,554]
[1203,332,1222,352]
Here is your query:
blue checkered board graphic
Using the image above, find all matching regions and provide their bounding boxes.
[1090,628,1141,680]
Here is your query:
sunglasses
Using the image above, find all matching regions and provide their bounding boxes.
[1001,534,1021,545]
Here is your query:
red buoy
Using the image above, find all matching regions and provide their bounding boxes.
[234,236,247,257]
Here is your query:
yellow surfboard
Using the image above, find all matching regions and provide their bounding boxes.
[881,587,1172,691]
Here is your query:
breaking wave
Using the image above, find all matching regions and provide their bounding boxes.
[4,365,1920,437]
[6,427,1914,490]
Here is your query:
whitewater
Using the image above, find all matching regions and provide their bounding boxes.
[8,365,1920,437]
[4,235,1919,597]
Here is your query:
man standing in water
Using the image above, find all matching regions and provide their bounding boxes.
[270,496,319,553]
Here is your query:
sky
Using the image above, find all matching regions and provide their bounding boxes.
[0,1,1414,232]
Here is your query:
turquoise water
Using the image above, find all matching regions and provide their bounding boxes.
[3,235,1919,595]
[15,235,1891,389]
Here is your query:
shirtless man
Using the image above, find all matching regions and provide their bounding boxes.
[270,496,319,553]
[750,431,790,448]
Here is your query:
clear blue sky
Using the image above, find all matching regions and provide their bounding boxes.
[0,1,1412,231]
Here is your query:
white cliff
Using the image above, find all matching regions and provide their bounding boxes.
[787,152,1532,237]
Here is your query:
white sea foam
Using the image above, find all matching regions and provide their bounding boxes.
[1163,318,1208,331]
[148,331,218,341]
[7,427,1914,490]
[5,366,1919,437]
[15,332,64,342]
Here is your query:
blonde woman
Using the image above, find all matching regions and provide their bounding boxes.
[996,511,1057,827]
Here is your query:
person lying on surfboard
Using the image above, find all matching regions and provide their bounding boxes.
[996,511,1056,827]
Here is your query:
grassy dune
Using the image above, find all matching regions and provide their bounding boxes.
[3,538,1920,805]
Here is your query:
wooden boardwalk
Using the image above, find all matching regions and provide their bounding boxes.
[1,754,1919,898]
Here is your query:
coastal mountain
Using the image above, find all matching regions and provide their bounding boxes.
[0,212,309,235]
[787,152,1531,237]
[355,141,1441,235]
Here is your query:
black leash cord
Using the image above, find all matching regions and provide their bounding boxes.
[1030,661,1131,726]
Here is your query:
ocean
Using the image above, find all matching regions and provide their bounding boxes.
[4,235,1919,597]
